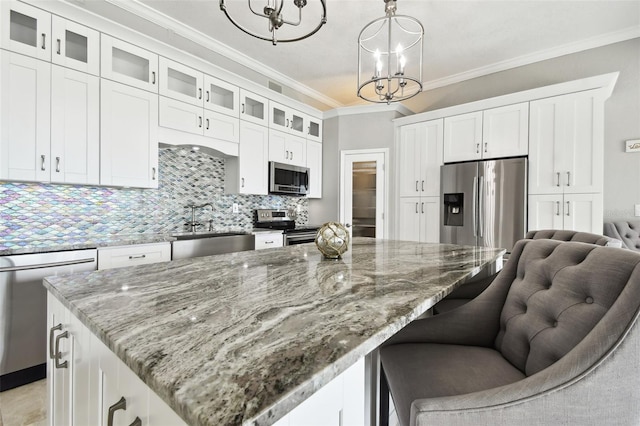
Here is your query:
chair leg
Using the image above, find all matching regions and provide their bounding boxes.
[379,365,390,426]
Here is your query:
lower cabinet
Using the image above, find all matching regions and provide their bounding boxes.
[397,197,440,243]
[528,193,603,233]
[273,357,365,426]
[47,293,186,426]
[97,242,171,270]
[254,231,284,250]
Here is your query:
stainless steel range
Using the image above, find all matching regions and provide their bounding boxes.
[254,209,320,245]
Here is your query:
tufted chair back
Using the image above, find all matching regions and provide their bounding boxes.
[494,239,637,376]
[525,229,622,247]
[603,221,640,251]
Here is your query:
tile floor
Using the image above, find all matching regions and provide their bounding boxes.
[0,380,46,426]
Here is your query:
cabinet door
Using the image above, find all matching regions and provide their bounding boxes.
[51,16,99,75]
[101,35,158,93]
[48,294,70,426]
[306,115,322,142]
[287,134,307,166]
[482,102,528,159]
[100,80,159,188]
[398,124,423,197]
[563,193,603,233]
[68,305,96,426]
[238,121,268,195]
[0,1,51,61]
[420,197,440,243]
[562,91,602,194]
[528,97,564,194]
[443,111,482,163]
[269,101,289,133]
[203,109,240,143]
[0,51,51,182]
[306,140,322,199]
[289,109,306,137]
[240,89,268,126]
[528,194,564,232]
[159,96,204,136]
[421,119,444,197]
[203,75,239,117]
[159,57,203,106]
[397,197,421,242]
[51,65,99,185]
[269,129,288,163]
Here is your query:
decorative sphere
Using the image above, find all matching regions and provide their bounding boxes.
[315,222,350,259]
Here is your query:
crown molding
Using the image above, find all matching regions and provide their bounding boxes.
[421,26,640,92]
[103,0,343,109]
[323,103,414,120]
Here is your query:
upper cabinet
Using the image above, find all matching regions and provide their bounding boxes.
[529,90,602,195]
[269,129,307,167]
[0,1,51,61]
[51,16,99,75]
[240,89,268,126]
[398,119,443,198]
[158,57,203,106]
[269,101,306,137]
[306,116,322,143]
[306,140,322,198]
[101,35,158,93]
[204,75,239,117]
[443,103,528,163]
[225,121,269,195]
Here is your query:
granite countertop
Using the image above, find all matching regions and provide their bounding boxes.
[43,238,505,426]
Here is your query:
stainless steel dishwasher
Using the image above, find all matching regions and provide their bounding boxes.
[0,249,97,391]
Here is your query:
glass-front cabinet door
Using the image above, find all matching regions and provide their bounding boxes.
[101,35,158,93]
[51,16,99,75]
[307,116,323,142]
[240,89,268,127]
[159,57,204,107]
[204,75,239,117]
[1,1,51,61]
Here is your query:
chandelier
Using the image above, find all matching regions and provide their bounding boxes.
[219,0,327,46]
[357,0,424,104]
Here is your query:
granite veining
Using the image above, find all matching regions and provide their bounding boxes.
[43,238,505,426]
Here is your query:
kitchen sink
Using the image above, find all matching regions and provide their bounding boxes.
[171,232,255,260]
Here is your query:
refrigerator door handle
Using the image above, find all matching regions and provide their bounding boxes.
[472,176,478,237]
[478,176,484,238]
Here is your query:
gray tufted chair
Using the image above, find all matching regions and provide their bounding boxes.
[433,229,622,315]
[380,238,640,426]
[604,220,640,251]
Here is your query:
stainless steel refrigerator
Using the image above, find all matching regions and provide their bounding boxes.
[440,158,527,252]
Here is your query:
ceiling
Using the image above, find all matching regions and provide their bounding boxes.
[81,0,640,111]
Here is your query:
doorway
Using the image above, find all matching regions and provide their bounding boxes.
[340,149,388,239]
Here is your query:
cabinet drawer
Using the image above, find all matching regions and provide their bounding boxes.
[254,232,283,249]
[98,242,171,270]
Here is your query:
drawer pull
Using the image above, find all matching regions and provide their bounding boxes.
[129,254,146,260]
[265,240,274,244]
[49,323,62,359]
[107,396,127,426]
[54,331,68,369]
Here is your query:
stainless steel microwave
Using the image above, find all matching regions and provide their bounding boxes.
[269,162,309,196]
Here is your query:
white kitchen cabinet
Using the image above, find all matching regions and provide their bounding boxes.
[397,196,440,243]
[51,64,100,185]
[97,242,171,270]
[443,103,528,163]
[0,1,51,61]
[306,140,323,198]
[101,34,158,93]
[269,101,306,137]
[240,89,268,126]
[529,90,602,195]
[51,15,99,75]
[254,231,284,249]
[398,119,443,198]
[204,74,239,117]
[100,79,159,188]
[306,115,322,143]
[528,193,603,234]
[226,120,269,195]
[269,129,307,167]
[0,50,51,182]
[159,56,203,106]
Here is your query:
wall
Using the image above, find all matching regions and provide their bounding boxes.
[0,148,307,248]
[404,38,640,221]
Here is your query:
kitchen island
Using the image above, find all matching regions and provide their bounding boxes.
[43,238,504,426]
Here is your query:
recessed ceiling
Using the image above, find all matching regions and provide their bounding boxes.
[83,0,640,111]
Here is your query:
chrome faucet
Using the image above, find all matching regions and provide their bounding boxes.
[185,203,213,232]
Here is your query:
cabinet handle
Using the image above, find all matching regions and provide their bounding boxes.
[415,181,418,192]
[54,331,68,369]
[49,323,62,359]
[286,150,290,160]
[290,151,293,160]
[484,142,488,153]
[415,203,418,214]
[107,396,127,426]
[265,240,274,244]
[130,418,142,426]
[566,171,571,186]
[206,118,210,130]
[55,157,60,173]
[151,71,156,85]
[152,167,157,181]
[198,88,202,100]
[41,155,46,171]
[421,180,425,192]
[199,116,202,128]
[129,254,146,260]
[566,201,570,216]
[56,39,61,55]
[41,33,46,50]
[307,125,310,135]
[556,201,560,216]
[206,90,210,102]
[241,177,245,188]
[556,172,560,187]
[421,202,424,214]
[241,103,245,114]
[286,118,290,128]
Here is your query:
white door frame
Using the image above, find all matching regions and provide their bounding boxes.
[340,148,389,239]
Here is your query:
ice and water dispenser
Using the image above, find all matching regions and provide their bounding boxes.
[443,193,464,226]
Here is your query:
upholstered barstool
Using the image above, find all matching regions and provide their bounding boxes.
[604,220,640,251]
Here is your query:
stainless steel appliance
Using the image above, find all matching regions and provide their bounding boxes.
[440,158,527,252]
[0,249,97,391]
[269,162,309,196]
[171,232,255,260]
[254,209,319,245]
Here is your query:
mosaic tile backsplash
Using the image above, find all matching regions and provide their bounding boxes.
[0,148,308,244]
